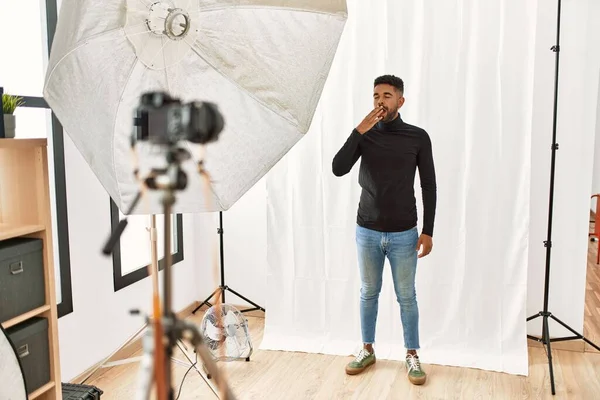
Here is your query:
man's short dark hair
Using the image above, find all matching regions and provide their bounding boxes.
[374,75,404,94]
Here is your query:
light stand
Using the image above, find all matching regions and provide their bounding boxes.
[192,211,265,315]
[526,0,600,395]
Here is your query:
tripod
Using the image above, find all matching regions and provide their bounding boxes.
[82,215,217,398]
[192,211,265,315]
[526,0,600,395]
[102,142,237,400]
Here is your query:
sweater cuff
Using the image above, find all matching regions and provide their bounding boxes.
[351,128,366,137]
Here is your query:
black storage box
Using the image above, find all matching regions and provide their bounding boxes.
[62,383,103,399]
[6,317,50,394]
[0,237,45,322]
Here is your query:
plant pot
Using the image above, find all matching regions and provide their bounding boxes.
[3,114,15,138]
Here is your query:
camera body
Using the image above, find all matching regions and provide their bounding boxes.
[133,91,224,146]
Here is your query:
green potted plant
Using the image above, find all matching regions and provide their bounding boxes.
[2,93,25,138]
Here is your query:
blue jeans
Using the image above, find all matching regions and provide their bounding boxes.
[356,225,420,350]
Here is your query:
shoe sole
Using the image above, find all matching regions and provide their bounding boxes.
[409,375,427,385]
[345,359,375,375]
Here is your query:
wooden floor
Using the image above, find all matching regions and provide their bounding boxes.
[83,239,600,400]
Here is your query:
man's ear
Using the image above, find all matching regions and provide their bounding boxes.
[398,96,405,108]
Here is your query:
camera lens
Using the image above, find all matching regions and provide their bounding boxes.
[187,101,224,144]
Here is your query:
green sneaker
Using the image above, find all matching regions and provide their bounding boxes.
[406,354,426,385]
[345,348,376,375]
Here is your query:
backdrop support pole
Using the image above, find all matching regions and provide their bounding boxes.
[526,0,600,395]
[193,211,265,315]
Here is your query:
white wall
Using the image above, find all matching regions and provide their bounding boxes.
[56,135,217,382]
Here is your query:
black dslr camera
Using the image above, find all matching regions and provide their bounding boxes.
[133,91,224,146]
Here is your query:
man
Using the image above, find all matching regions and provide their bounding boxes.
[332,74,437,385]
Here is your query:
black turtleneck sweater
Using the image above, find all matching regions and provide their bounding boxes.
[332,114,437,237]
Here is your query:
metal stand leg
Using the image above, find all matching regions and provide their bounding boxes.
[193,212,265,315]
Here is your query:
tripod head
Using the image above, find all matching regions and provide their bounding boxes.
[100,142,191,255]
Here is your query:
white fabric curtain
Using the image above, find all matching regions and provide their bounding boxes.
[260,0,540,375]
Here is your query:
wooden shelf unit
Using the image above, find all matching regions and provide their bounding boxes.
[0,138,62,400]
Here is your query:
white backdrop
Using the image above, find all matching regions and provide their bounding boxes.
[260,0,542,376]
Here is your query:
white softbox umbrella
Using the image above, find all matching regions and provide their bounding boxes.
[43,0,347,214]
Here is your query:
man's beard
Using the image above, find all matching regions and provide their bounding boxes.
[381,108,394,122]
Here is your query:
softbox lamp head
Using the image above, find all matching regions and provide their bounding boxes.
[43,0,348,215]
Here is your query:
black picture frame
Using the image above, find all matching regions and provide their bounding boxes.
[110,199,184,291]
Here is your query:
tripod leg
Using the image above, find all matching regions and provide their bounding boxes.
[135,327,155,400]
[224,286,265,312]
[193,287,223,314]
[79,323,147,384]
[549,314,600,352]
[173,341,219,396]
[542,316,556,395]
[527,312,542,322]
[180,319,237,400]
